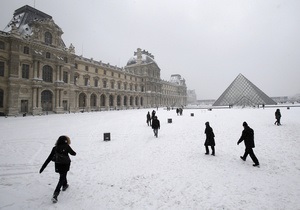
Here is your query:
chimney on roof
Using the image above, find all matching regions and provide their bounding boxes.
[136,48,142,64]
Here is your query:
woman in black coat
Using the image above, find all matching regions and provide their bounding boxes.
[204,122,215,156]
[39,135,76,203]
[275,109,281,126]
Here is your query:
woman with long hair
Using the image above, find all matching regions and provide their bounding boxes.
[39,135,76,203]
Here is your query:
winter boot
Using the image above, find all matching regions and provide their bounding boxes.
[62,184,69,191]
[253,163,260,167]
[52,192,59,203]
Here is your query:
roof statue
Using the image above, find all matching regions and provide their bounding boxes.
[213,74,277,107]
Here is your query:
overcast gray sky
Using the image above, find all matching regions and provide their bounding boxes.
[1,0,300,99]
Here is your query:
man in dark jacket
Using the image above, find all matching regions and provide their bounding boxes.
[146,111,151,126]
[204,122,215,156]
[151,116,160,138]
[237,122,260,167]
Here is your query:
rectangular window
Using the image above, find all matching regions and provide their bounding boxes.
[111,82,114,89]
[104,70,106,75]
[103,80,107,88]
[112,72,114,77]
[118,83,121,89]
[23,46,29,54]
[63,71,68,83]
[75,63,78,69]
[74,76,77,84]
[0,61,5,76]
[95,80,98,87]
[0,41,5,50]
[22,64,29,79]
[95,68,98,73]
[85,78,89,86]
[85,66,89,71]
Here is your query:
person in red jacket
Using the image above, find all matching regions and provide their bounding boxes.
[237,122,260,167]
[40,135,76,203]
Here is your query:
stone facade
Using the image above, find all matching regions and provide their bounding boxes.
[0,5,187,116]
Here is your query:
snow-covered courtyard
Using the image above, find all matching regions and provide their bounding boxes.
[0,107,300,210]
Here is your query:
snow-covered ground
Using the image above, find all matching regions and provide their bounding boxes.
[0,107,300,210]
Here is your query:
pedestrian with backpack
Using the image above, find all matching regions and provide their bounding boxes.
[39,135,76,203]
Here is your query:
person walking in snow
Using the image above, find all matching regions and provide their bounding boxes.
[152,116,160,137]
[151,110,156,119]
[39,135,76,203]
[204,122,215,156]
[275,109,281,126]
[237,122,260,167]
[146,111,151,126]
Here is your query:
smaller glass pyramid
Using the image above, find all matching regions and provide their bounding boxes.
[213,74,277,107]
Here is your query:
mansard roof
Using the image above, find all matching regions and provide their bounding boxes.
[6,5,52,32]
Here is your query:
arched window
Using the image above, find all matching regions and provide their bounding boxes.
[0,89,3,108]
[41,90,53,111]
[90,94,97,107]
[117,95,121,106]
[130,96,133,106]
[42,65,53,82]
[123,96,127,106]
[100,94,106,107]
[109,95,114,107]
[79,93,86,108]
[140,97,143,106]
[45,32,52,45]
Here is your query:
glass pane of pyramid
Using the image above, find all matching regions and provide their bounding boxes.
[213,74,277,106]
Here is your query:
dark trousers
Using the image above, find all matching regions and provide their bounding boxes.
[242,147,259,165]
[54,172,68,195]
[153,129,158,137]
[205,145,215,155]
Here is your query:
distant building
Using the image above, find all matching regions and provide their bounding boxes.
[0,5,187,116]
[271,96,289,103]
[187,90,197,105]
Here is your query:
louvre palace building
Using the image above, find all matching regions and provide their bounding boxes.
[0,5,187,116]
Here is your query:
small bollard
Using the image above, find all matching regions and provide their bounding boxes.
[104,133,111,141]
[168,118,172,123]
[191,113,194,117]
[287,107,290,110]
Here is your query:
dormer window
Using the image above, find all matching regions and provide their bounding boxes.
[46,52,51,59]
[45,32,52,45]
[23,46,29,54]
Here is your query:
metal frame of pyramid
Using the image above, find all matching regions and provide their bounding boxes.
[213,74,277,107]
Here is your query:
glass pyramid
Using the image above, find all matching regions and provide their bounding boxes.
[213,74,277,107]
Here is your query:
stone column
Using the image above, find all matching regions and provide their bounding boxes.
[32,88,37,108]
[56,89,60,108]
[33,61,38,78]
[37,87,41,108]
